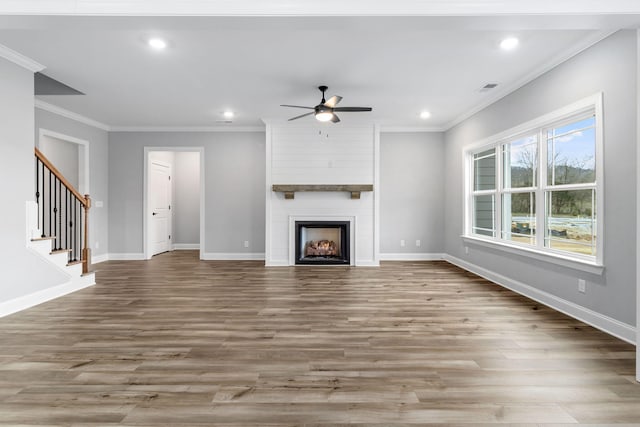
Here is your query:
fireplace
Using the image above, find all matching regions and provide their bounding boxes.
[295,221,350,265]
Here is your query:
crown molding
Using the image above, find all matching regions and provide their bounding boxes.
[109,125,265,132]
[444,29,617,131]
[2,1,640,15]
[34,99,111,131]
[380,126,446,133]
[0,43,44,72]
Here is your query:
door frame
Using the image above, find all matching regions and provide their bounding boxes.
[38,128,90,195]
[143,146,205,260]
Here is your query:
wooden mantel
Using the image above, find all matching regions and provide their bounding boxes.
[272,184,374,200]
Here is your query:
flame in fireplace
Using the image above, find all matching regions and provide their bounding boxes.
[304,240,338,257]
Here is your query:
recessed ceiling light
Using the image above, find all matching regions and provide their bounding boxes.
[148,38,167,50]
[500,37,519,51]
[223,111,234,119]
[420,111,432,119]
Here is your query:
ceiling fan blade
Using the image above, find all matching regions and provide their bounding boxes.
[333,106,372,112]
[280,104,314,109]
[288,111,314,121]
[324,95,343,108]
[331,114,341,123]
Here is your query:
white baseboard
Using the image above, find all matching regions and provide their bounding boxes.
[356,260,381,267]
[173,244,200,250]
[380,253,445,261]
[444,254,636,345]
[0,279,94,318]
[108,253,146,261]
[201,252,265,261]
[265,260,289,267]
[92,254,109,264]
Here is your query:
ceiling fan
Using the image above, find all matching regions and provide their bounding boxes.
[281,85,372,123]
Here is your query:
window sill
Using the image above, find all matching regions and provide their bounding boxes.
[461,235,604,275]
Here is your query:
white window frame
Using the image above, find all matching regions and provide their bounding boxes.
[463,93,604,275]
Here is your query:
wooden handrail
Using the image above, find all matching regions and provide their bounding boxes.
[35,147,88,206]
[35,147,91,273]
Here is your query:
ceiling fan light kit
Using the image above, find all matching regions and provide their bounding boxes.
[281,85,372,123]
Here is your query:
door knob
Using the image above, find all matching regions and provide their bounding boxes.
[152,212,157,216]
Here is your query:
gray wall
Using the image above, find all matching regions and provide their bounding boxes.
[108,132,265,255]
[444,30,637,325]
[39,135,79,189]
[35,108,110,259]
[174,151,201,245]
[380,132,445,254]
[0,59,67,304]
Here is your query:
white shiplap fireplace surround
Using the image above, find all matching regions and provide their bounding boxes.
[265,122,380,266]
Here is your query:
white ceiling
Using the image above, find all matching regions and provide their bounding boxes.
[0,9,639,129]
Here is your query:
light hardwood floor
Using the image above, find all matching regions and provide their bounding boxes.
[0,250,638,426]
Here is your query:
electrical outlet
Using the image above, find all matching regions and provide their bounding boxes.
[400,240,405,247]
[578,279,586,293]
[95,201,104,208]
[415,240,421,247]
[243,240,250,248]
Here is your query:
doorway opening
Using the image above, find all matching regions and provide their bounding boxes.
[143,147,204,260]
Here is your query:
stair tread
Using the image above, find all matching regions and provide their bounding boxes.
[67,260,83,266]
[31,236,55,241]
[51,249,71,255]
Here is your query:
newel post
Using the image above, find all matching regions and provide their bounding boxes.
[82,194,91,274]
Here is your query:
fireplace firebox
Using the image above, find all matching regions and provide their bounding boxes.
[295,221,350,265]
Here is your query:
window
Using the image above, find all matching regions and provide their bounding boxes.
[465,95,603,266]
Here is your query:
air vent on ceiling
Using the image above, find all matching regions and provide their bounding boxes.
[215,120,233,124]
[479,83,498,92]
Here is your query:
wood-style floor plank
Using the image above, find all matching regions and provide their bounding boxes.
[0,250,637,425]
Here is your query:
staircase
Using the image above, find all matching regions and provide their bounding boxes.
[30,148,95,289]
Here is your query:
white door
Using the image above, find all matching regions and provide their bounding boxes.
[149,160,172,256]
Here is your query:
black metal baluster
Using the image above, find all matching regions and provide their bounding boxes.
[58,180,62,251]
[35,157,40,229]
[79,204,83,264]
[49,170,53,239]
[41,161,46,237]
[66,188,70,263]
[73,198,78,261]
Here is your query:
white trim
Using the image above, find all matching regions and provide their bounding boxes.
[264,123,273,266]
[108,253,146,260]
[173,243,199,250]
[3,1,640,15]
[110,126,265,132]
[202,252,265,260]
[636,29,640,383]
[354,260,380,267]
[462,235,604,275]
[380,126,446,133]
[0,43,45,72]
[38,128,90,195]
[35,100,110,131]
[373,124,381,265]
[265,260,289,267]
[444,254,636,345]
[92,254,109,264]
[0,279,93,318]
[380,253,445,261]
[445,30,615,130]
[142,147,205,261]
